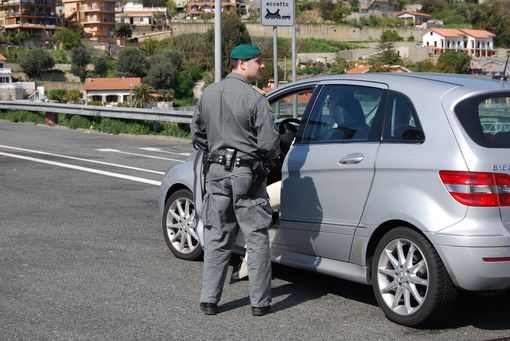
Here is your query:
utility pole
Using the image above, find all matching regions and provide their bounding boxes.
[214,0,221,82]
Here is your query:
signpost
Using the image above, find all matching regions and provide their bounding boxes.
[261,0,295,90]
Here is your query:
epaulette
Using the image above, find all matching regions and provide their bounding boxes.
[251,85,265,95]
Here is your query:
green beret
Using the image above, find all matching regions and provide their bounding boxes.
[229,45,261,60]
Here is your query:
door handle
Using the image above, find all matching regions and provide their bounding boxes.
[338,153,364,165]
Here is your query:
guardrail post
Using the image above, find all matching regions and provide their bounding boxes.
[44,112,58,126]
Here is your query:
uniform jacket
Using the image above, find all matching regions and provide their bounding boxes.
[191,72,280,179]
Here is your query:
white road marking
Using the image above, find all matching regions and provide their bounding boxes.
[138,147,190,156]
[95,148,185,163]
[0,144,165,175]
[0,151,161,186]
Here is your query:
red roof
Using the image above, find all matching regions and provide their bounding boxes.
[0,54,6,61]
[430,28,465,38]
[429,28,495,39]
[346,65,370,74]
[397,11,432,18]
[460,29,495,39]
[83,77,141,91]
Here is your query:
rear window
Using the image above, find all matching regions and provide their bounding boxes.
[454,94,510,148]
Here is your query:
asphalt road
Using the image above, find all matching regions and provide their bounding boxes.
[1,120,509,340]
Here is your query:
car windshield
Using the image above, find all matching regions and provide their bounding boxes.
[454,93,510,148]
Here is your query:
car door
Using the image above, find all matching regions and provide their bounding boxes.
[277,81,387,262]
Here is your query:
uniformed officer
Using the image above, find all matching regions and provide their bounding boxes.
[191,44,280,317]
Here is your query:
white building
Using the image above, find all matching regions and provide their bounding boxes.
[397,11,431,26]
[0,54,36,100]
[0,54,12,84]
[83,77,141,104]
[423,28,496,58]
[116,1,167,27]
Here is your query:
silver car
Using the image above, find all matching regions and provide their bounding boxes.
[159,73,510,327]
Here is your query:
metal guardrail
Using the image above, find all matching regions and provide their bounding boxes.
[0,100,195,124]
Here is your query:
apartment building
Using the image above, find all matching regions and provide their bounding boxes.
[63,0,115,38]
[186,0,236,20]
[0,0,57,37]
[423,28,496,58]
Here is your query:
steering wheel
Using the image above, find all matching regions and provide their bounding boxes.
[278,117,300,135]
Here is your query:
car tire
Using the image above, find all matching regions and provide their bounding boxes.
[162,189,203,261]
[371,227,457,327]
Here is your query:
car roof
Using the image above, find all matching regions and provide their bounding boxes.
[268,73,510,96]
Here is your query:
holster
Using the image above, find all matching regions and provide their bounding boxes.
[248,161,269,197]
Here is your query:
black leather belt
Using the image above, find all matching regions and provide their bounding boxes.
[208,155,255,168]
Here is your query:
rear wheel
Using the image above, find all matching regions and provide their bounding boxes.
[371,227,457,327]
[162,189,203,260]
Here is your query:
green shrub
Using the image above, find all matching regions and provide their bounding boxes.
[57,113,71,126]
[96,117,127,134]
[125,121,152,135]
[67,115,92,129]
[47,89,68,102]
[87,101,104,106]
[63,90,82,103]
[159,122,191,138]
[2,110,45,123]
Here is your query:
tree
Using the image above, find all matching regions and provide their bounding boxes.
[20,49,55,79]
[166,0,176,18]
[205,12,251,76]
[381,30,403,42]
[370,40,402,67]
[465,1,510,47]
[143,51,183,90]
[436,51,471,73]
[140,38,162,55]
[330,5,350,23]
[71,46,91,81]
[130,84,156,108]
[116,23,133,39]
[55,28,81,50]
[175,62,202,98]
[318,0,335,21]
[117,48,147,77]
[93,56,108,77]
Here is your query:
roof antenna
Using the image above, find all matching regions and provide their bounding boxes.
[502,54,509,81]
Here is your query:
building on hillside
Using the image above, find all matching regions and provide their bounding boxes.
[470,58,510,78]
[115,1,166,29]
[396,11,431,26]
[0,0,57,38]
[63,0,115,38]
[358,0,400,12]
[0,54,36,99]
[83,76,141,104]
[423,28,496,57]
[186,0,236,20]
[346,64,412,74]
[0,54,12,84]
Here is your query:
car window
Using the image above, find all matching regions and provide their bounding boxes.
[301,84,384,143]
[455,93,510,148]
[270,88,314,120]
[383,91,425,143]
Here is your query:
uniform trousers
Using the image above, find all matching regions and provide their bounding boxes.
[200,170,272,307]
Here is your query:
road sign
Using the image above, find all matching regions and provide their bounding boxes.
[260,0,294,27]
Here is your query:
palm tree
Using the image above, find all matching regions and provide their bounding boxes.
[130,84,156,108]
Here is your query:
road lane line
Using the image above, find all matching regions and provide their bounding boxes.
[0,144,165,175]
[95,148,185,163]
[0,151,161,186]
[138,147,190,156]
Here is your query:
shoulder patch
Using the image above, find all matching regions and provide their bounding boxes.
[251,85,266,95]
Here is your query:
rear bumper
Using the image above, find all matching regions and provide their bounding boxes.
[427,232,510,291]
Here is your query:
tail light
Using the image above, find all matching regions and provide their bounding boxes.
[439,171,510,207]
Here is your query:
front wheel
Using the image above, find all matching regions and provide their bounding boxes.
[371,227,457,327]
[162,189,203,260]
